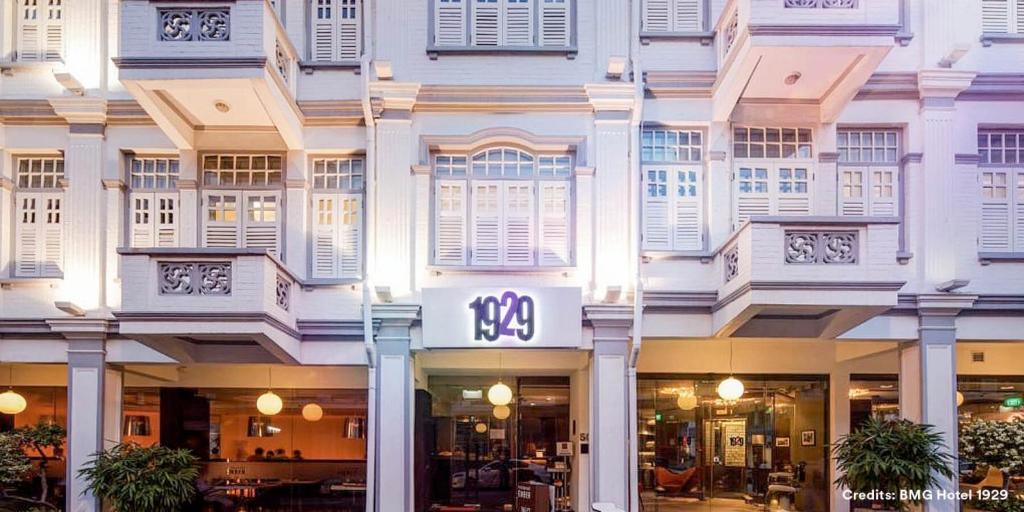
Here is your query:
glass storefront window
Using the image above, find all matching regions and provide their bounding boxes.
[122,387,367,512]
[638,375,829,512]
[957,376,1024,501]
[0,386,68,511]
[848,375,899,430]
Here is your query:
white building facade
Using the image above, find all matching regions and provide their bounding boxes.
[0,0,1023,511]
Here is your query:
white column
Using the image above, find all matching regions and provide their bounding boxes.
[0,173,12,277]
[63,0,106,91]
[829,364,851,512]
[370,304,418,512]
[412,165,431,291]
[900,295,975,512]
[285,149,308,278]
[178,149,199,247]
[586,305,633,511]
[102,180,124,309]
[706,122,731,247]
[816,123,838,217]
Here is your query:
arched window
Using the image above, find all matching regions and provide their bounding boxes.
[433,146,573,267]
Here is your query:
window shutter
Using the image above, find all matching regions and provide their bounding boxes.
[734,166,770,229]
[1015,171,1024,250]
[40,193,63,276]
[242,192,281,256]
[539,181,571,265]
[154,193,179,247]
[44,1,63,62]
[130,193,155,248]
[642,168,671,250]
[839,168,867,216]
[203,192,241,248]
[435,181,468,265]
[980,172,1011,251]
[312,194,339,278]
[435,0,467,46]
[673,168,702,250]
[502,182,534,265]
[337,0,361,60]
[338,194,362,277]
[776,166,811,216]
[15,195,41,277]
[471,182,502,265]
[539,0,570,46]
[17,0,42,62]
[312,0,338,61]
[471,0,501,46]
[981,0,1010,33]
[643,0,671,31]
[673,0,700,31]
[868,167,898,216]
[504,0,534,46]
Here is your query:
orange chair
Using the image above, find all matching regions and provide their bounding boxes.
[655,466,698,495]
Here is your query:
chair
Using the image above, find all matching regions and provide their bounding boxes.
[654,466,698,495]
[961,466,1006,492]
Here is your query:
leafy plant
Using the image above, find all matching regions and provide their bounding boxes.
[78,443,199,512]
[832,417,955,511]
[960,418,1024,512]
[10,422,65,505]
[0,432,57,511]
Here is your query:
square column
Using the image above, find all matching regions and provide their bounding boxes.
[284,149,308,277]
[586,305,633,511]
[177,150,199,246]
[829,364,851,512]
[706,122,731,247]
[370,304,419,512]
[899,295,975,512]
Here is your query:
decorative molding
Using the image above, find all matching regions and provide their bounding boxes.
[917,69,977,99]
[855,72,919,100]
[980,33,1024,47]
[284,178,308,189]
[101,179,125,191]
[584,83,636,112]
[747,24,901,37]
[712,280,906,312]
[49,97,107,125]
[69,123,106,136]
[0,99,62,124]
[958,73,1024,102]
[176,179,198,190]
[113,57,267,69]
[955,153,980,165]
[708,151,727,162]
[900,152,923,165]
[421,127,585,156]
[748,215,900,226]
[582,304,633,327]
[298,100,365,125]
[979,252,1024,265]
[639,31,715,46]
[644,71,716,99]
[113,311,301,341]
[368,81,421,113]
[415,85,591,113]
[818,152,839,163]
[410,164,431,175]
[575,165,595,177]
[641,291,718,313]
[426,45,578,60]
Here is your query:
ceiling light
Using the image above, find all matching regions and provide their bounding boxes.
[474,422,488,434]
[718,377,744,401]
[677,389,698,411]
[302,403,324,422]
[493,405,511,420]
[214,101,230,113]
[257,368,283,416]
[488,382,512,406]
[956,391,965,407]
[784,72,802,86]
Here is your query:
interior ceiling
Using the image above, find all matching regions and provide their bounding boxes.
[158,81,274,127]
[742,47,866,100]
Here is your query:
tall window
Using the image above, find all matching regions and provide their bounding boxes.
[129,157,180,248]
[17,0,63,62]
[981,0,1023,34]
[311,157,363,279]
[978,130,1024,252]
[732,127,814,229]
[310,0,361,62]
[431,0,571,48]
[201,154,284,256]
[642,0,701,32]
[641,129,703,251]
[837,130,899,217]
[433,147,572,267]
[14,156,64,277]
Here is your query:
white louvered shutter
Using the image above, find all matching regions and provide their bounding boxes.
[540,0,570,46]
[337,0,361,60]
[435,0,467,46]
[643,167,671,250]
[312,0,338,61]
[312,194,339,278]
[674,0,700,31]
[40,193,63,276]
[471,182,502,265]
[436,181,468,265]
[472,0,501,46]
[503,182,535,265]
[242,192,281,256]
[15,193,63,277]
[44,0,62,61]
[643,0,671,31]
[539,182,571,266]
[776,165,811,216]
[868,167,898,216]
[504,0,534,46]
[338,194,362,276]
[673,168,702,250]
[980,171,1011,251]
[734,166,770,229]
[130,193,155,248]
[982,0,1010,33]
[17,0,42,61]
[203,192,241,248]
[1015,171,1024,250]
[839,168,867,216]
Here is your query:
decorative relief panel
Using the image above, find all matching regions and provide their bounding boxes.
[158,262,232,295]
[724,246,739,282]
[784,232,858,264]
[159,9,230,42]
[783,0,856,8]
[275,274,291,311]
[274,40,290,84]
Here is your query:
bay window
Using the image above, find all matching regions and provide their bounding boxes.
[978,130,1024,252]
[431,0,572,49]
[310,0,361,62]
[14,156,64,277]
[732,127,813,229]
[837,129,899,217]
[433,147,572,267]
[201,154,283,256]
[16,0,63,62]
[311,157,363,278]
[641,129,704,251]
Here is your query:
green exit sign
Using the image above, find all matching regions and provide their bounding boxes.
[1004,397,1023,408]
[655,412,663,422]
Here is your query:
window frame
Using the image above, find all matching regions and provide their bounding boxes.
[427,0,577,57]
[15,0,65,63]
[197,152,287,255]
[836,128,902,218]
[731,126,815,229]
[11,154,66,278]
[640,127,706,252]
[977,129,1024,254]
[125,155,182,249]
[430,145,576,269]
[308,155,366,280]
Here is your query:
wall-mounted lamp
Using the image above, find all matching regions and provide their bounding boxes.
[602,286,622,304]
[54,301,86,317]
[936,279,969,292]
[374,60,394,80]
[606,56,627,79]
[52,72,84,96]
[374,286,393,303]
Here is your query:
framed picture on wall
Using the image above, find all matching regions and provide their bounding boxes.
[801,430,816,446]
[775,437,790,447]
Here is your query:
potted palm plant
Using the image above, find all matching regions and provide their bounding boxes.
[78,443,199,511]
[832,417,955,511]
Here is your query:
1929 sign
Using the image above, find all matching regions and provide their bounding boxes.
[468,291,534,342]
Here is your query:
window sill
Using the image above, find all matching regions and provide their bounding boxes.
[979,252,1024,265]
[896,251,913,265]
[300,61,361,73]
[0,60,61,75]
[427,265,576,276]
[0,277,63,289]
[426,45,578,60]
[300,278,363,290]
[642,250,714,263]
[980,33,1024,47]
[639,31,715,46]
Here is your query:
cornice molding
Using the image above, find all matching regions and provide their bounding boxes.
[49,96,108,125]
[918,69,977,99]
[644,71,716,99]
[368,81,421,113]
[415,85,591,113]
[584,83,636,112]
[298,100,365,125]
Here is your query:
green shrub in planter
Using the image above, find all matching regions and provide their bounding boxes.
[960,418,1024,512]
[832,417,955,511]
[78,443,199,512]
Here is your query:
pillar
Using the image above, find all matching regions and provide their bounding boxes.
[369,304,418,512]
[706,121,731,246]
[829,363,851,512]
[178,149,199,246]
[816,123,838,217]
[285,149,308,277]
[101,179,124,309]
[586,304,633,511]
[899,294,975,512]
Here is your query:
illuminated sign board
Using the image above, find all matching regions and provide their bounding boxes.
[1004,396,1023,408]
[422,287,582,348]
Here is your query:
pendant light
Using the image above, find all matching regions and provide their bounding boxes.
[0,366,27,415]
[717,341,744,402]
[257,367,283,416]
[493,405,511,420]
[956,391,965,407]
[302,403,324,422]
[474,422,488,434]
[488,353,513,406]
[676,388,698,411]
